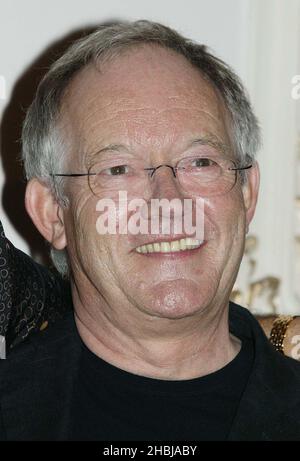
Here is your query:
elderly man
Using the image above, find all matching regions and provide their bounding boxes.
[0,20,299,441]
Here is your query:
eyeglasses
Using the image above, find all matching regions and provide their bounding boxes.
[51,156,252,198]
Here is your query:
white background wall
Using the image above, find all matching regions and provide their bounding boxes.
[0,0,300,314]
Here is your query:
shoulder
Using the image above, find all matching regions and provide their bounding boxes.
[228,302,300,440]
[0,219,72,349]
[0,311,81,406]
[229,301,300,376]
[0,311,81,440]
[1,311,80,372]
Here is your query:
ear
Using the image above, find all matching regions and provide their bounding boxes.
[25,178,67,250]
[242,161,260,233]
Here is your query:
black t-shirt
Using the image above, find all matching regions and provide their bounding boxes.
[70,335,254,441]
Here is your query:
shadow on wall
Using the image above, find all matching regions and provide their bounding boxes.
[0,20,119,266]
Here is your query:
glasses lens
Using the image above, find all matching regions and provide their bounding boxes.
[176,157,237,197]
[88,161,147,196]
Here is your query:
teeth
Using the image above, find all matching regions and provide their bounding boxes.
[180,238,186,251]
[170,240,180,252]
[161,242,170,253]
[147,243,154,253]
[135,237,203,254]
[153,243,161,252]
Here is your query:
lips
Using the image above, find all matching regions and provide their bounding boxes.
[135,237,203,254]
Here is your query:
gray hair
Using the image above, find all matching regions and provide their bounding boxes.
[22,20,261,276]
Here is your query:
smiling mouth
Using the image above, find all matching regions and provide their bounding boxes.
[135,237,203,254]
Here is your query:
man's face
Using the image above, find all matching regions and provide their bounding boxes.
[60,45,257,319]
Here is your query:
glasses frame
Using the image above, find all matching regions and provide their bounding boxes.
[50,158,252,197]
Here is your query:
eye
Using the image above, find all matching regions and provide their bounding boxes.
[105,165,129,176]
[191,157,216,168]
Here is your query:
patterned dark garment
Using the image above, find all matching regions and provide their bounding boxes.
[0,221,72,352]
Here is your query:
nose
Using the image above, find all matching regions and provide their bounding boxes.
[147,164,183,200]
[141,164,192,235]
[149,164,177,179]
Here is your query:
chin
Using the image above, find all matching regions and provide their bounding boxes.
[139,279,213,319]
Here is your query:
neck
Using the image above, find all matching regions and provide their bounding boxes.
[72,283,241,381]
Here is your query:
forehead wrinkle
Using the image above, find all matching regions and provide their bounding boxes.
[80,104,230,158]
[64,103,230,169]
[64,58,227,131]
[82,98,225,128]
[60,47,233,168]
[64,70,225,133]
[82,105,226,138]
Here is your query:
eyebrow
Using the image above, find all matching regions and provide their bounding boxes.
[85,144,132,167]
[88,143,130,158]
[86,136,230,164]
[189,136,230,155]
